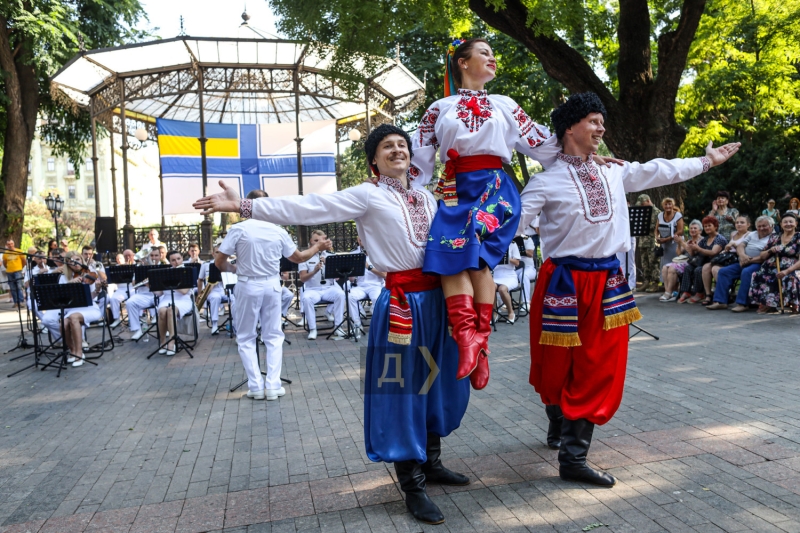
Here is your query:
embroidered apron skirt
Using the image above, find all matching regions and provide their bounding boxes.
[364,287,470,463]
[423,168,521,276]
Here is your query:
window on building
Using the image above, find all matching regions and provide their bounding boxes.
[26,184,32,198]
[28,160,32,173]
[87,185,95,199]
[47,158,55,171]
[86,159,93,171]
[68,185,76,199]
[66,161,74,175]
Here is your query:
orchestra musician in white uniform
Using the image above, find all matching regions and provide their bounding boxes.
[128,248,164,340]
[216,189,332,400]
[518,234,537,310]
[197,245,231,335]
[155,250,194,355]
[298,229,348,340]
[348,238,386,336]
[109,249,136,329]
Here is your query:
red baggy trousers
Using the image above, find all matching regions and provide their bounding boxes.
[529,259,629,425]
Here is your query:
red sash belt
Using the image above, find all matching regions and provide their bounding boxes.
[385,268,441,345]
[435,150,503,206]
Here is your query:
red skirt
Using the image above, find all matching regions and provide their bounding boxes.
[529,259,629,425]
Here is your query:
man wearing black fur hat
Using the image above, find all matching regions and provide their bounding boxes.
[194,124,470,525]
[518,92,740,487]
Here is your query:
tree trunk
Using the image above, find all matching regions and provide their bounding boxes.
[469,0,707,209]
[0,21,39,245]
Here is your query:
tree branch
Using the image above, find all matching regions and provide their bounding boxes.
[654,0,708,102]
[617,0,653,100]
[469,0,616,110]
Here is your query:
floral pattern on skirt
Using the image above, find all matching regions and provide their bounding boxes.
[748,233,800,308]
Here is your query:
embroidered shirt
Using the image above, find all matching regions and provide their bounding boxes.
[518,154,711,259]
[247,178,437,272]
[410,89,559,187]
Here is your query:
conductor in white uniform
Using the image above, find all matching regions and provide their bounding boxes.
[216,189,331,400]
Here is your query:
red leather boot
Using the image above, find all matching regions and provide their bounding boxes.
[445,294,481,380]
[470,303,494,390]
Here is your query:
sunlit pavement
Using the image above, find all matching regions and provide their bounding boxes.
[1,294,799,532]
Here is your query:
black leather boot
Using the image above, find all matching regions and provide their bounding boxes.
[421,433,470,486]
[558,417,616,487]
[545,405,563,450]
[394,460,445,524]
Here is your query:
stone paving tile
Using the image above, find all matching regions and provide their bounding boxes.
[2,297,800,532]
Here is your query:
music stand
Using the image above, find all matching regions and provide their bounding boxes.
[221,271,237,337]
[229,324,293,392]
[0,248,34,354]
[324,253,366,341]
[628,205,659,341]
[6,270,58,368]
[34,283,96,377]
[133,264,170,341]
[147,267,196,358]
[279,257,302,329]
[106,265,136,327]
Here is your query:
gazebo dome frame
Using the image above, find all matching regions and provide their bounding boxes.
[50,33,425,252]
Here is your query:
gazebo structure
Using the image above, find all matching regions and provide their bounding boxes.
[50,18,425,253]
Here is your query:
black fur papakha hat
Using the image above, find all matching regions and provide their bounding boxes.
[364,124,414,176]
[550,92,607,141]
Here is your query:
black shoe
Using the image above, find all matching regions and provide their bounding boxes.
[421,433,470,486]
[545,405,563,450]
[394,460,445,524]
[558,417,616,487]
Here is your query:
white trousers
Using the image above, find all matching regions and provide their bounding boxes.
[127,293,155,332]
[301,286,344,330]
[206,287,229,323]
[349,284,382,325]
[233,278,283,392]
[109,288,128,320]
[281,287,293,316]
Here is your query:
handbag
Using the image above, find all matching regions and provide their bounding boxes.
[687,254,705,268]
[710,251,738,267]
[653,245,664,258]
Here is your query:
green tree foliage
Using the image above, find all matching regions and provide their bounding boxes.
[0,0,146,244]
[676,0,800,220]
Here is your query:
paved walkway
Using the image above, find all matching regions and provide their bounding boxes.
[1,294,800,533]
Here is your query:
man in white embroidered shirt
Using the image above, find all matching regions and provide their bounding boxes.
[518,92,740,487]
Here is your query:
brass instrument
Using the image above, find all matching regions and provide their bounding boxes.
[195,270,218,309]
[132,278,148,289]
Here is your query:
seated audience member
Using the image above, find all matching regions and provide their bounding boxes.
[749,213,800,314]
[702,214,751,297]
[677,216,727,304]
[707,216,772,311]
[518,234,537,310]
[155,250,194,355]
[661,220,703,301]
[493,242,521,324]
[298,229,346,340]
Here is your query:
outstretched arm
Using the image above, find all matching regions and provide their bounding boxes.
[194,180,370,225]
[622,142,741,193]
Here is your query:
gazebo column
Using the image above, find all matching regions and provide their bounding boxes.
[90,117,100,218]
[294,68,308,248]
[119,82,135,252]
[109,130,119,235]
[197,68,213,258]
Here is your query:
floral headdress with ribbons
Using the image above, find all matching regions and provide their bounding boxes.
[444,39,466,97]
